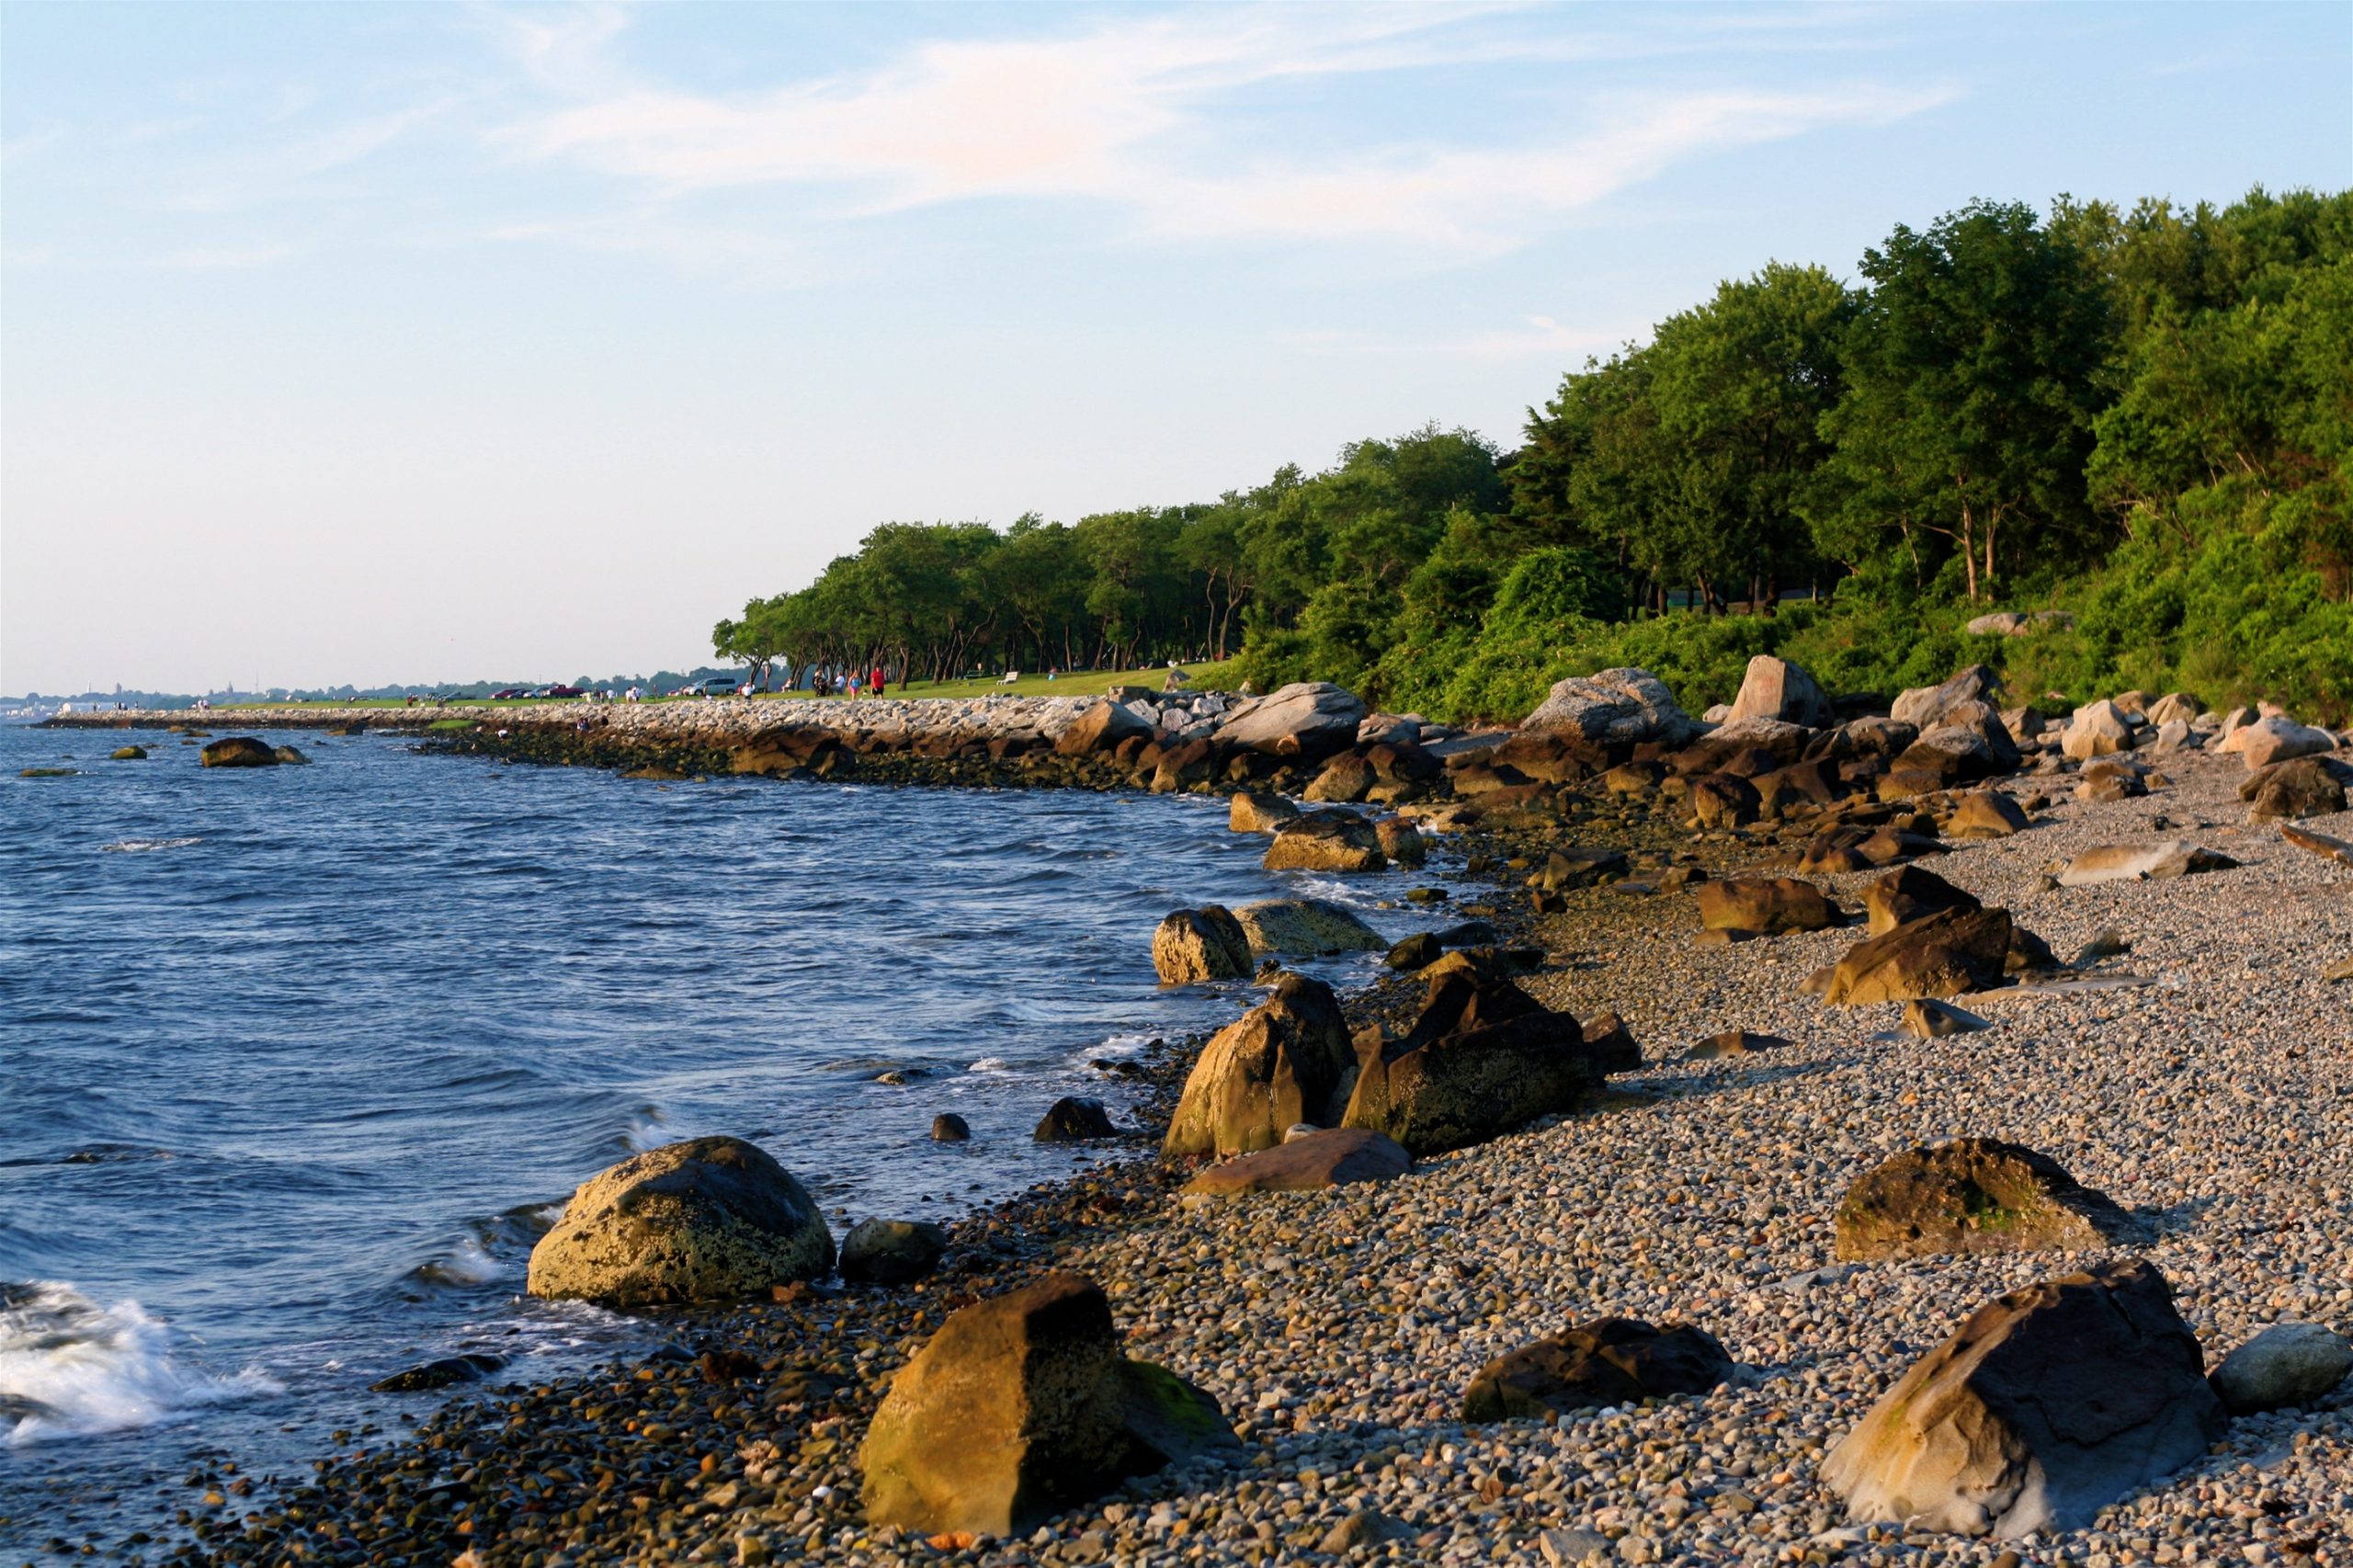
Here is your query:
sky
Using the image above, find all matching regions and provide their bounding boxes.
[3,3,2348,694]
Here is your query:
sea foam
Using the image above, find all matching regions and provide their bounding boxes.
[0,1281,279,1445]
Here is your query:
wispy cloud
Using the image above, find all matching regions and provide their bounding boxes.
[491,6,1955,260]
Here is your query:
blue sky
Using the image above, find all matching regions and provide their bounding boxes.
[4,2,2347,693]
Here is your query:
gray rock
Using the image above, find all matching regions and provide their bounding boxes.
[1522,667,1699,747]
[839,1219,949,1284]
[1727,655,1836,728]
[1891,665,2000,732]
[1211,682,1367,760]
[1231,897,1385,955]
[2209,1322,2353,1414]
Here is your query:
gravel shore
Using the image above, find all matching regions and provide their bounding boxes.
[57,748,2353,1568]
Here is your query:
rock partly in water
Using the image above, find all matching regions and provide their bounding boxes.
[527,1136,835,1306]
[1262,810,1387,873]
[109,745,147,761]
[1151,906,1252,984]
[1822,1259,2225,1537]
[1384,932,1441,971]
[1162,975,1354,1159]
[1834,1138,2142,1260]
[1034,1097,1117,1142]
[839,1219,949,1285]
[1181,1128,1411,1199]
[930,1113,972,1142]
[2208,1322,2353,1415]
[1521,668,1699,748]
[1462,1318,1733,1422]
[199,736,279,768]
[859,1273,1237,1536]
[1231,898,1385,956]
[369,1353,505,1393]
[1227,790,1300,834]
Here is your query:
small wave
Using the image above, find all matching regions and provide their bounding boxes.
[0,1281,279,1446]
[100,836,203,854]
[623,1107,672,1153]
[968,1056,1013,1074]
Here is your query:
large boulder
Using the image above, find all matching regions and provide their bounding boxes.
[2209,1323,2353,1415]
[1262,810,1386,872]
[2061,699,2134,762]
[1212,683,1367,761]
[1232,898,1384,956]
[1727,655,1836,728]
[1163,976,1354,1158]
[1691,773,1761,829]
[1462,1318,1732,1422]
[2217,715,2335,771]
[1696,877,1836,935]
[1181,1128,1410,1199]
[1053,699,1154,757]
[1302,752,1374,803]
[1892,665,2001,731]
[1823,907,2014,1005]
[1822,1259,2225,1538]
[2242,755,2351,821]
[2056,840,2238,887]
[1035,1097,1117,1142]
[1863,864,1978,937]
[1228,790,1299,834]
[2145,691,2201,726]
[1152,906,1252,984]
[859,1274,1236,1536]
[1673,718,1813,776]
[1887,713,2020,792]
[527,1136,834,1305]
[1834,1139,2142,1260]
[1341,971,1611,1154]
[1522,668,1699,748]
[199,736,279,768]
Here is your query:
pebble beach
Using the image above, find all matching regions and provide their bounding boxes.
[65,732,2348,1568]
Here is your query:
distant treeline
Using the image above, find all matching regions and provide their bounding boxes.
[717,188,2352,722]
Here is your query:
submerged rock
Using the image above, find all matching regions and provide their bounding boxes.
[369,1353,505,1392]
[527,1136,834,1306]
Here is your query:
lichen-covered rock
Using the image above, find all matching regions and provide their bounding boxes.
[527,1136,834,1305]
[859,1274,1236,1536]
[1822,1259,2224,1537]
[1162,975,1354,1158]
[1231,898,1385,956]
[109,745,147,761]
[1151,906,1251,984]
[1463,1318,1733,1422]
[1834,1138,2142,1260]
[1521,668,1698,748]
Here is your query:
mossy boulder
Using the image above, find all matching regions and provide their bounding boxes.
[199,736,278,768]
[526,1136,833,1305]
[110,745,148,761]
[1834,1138,2142,1261]
[1464,1318,1732,1422]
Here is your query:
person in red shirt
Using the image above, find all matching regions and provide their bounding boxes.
[870,665,886,698]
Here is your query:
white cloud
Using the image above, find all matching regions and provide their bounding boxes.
[491,6,1955,259]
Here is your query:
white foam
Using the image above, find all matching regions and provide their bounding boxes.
[412,1235,501,1289]
[0,1281,280,1446]
[967,1056,1013,1074]
[100,837,203,854]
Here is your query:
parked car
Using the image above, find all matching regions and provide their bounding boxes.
[542,684,585,699]
[691,676,742,697]
[490,687,531,700]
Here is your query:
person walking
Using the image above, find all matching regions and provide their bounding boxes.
[870,665,886,699]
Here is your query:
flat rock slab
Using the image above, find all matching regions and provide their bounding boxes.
[2057,839,2238,886]
[1181,1128,1412,1198]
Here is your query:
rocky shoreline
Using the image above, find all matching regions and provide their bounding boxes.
[27,665,2353,1568]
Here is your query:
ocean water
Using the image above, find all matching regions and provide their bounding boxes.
[0,722,1455,1544]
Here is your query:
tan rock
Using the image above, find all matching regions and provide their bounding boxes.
[1834,1138,2139,1260]
[1262,810,1386,872]
[1941,790,2029,838]
[1231,898,1385,955]
[1180,1128,1410,1198]
[1162,976,1354,1158]
[1824,907,2014,1005]
[1150,906,1251,984]
[1228,790,1300,833]
[1694,877,1835,935]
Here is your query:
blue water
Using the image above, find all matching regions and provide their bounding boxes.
[0,722,1453,1540]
